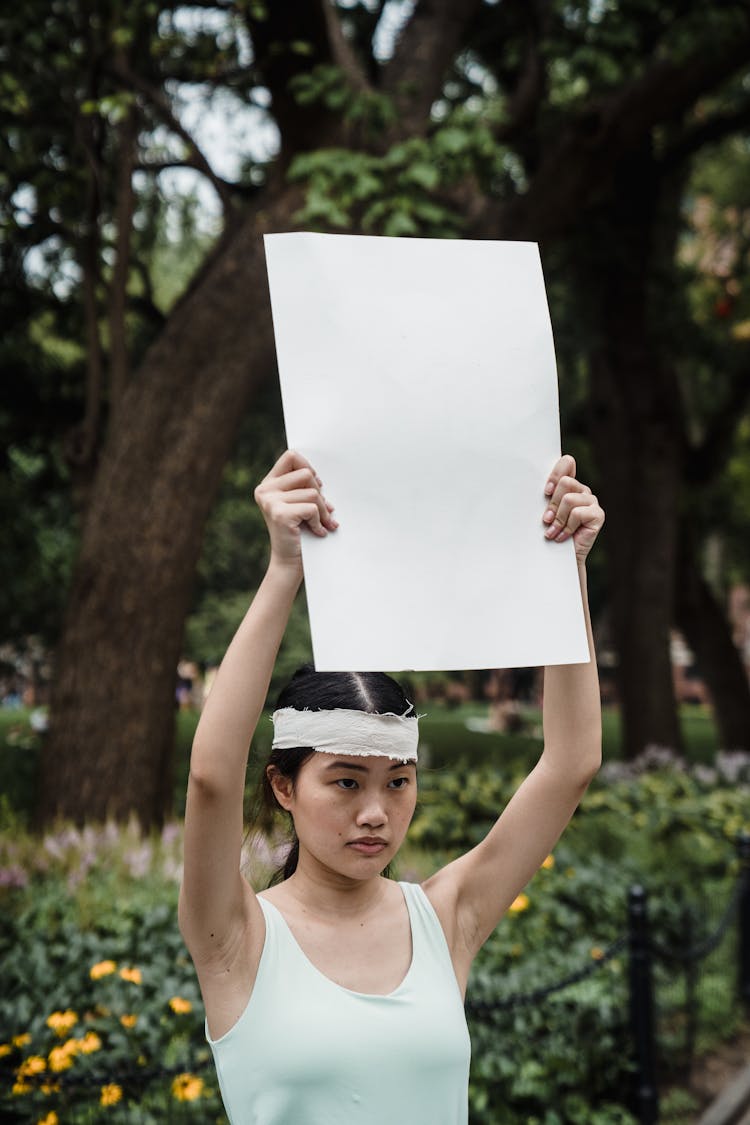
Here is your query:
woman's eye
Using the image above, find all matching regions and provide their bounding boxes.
[335,778,358,790]
[388,777,409,789]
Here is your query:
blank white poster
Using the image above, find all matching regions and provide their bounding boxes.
[264,232,589,672]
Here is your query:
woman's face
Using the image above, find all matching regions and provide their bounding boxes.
[271,753,417,879]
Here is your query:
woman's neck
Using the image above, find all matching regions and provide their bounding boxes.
[281,857,390,921]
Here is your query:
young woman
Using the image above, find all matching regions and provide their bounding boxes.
[179,448,605,1125]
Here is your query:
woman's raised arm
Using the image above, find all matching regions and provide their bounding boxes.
[178,451,336,963]
[424,455,605,985]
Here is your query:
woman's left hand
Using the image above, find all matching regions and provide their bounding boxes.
[542,454,605,566]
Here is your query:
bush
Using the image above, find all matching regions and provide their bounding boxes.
[0,757,747,1124]
[0,820,247,1123]
[410,756,748,1122]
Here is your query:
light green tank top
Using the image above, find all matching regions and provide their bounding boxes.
[206,880,471,1124]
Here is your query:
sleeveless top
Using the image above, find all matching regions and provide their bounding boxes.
[206,880,471,1125]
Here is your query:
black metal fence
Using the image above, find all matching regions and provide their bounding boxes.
[465,830,750,1124]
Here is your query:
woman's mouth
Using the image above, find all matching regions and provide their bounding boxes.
[347,838,387,855]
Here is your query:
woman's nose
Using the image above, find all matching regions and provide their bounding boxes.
[356,797,386,827]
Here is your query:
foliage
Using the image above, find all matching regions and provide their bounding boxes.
[0,820,226,1123]
[411,747,749,862]
[416,758,748,1122]
[288,89,507,236]
[1,758,747,1124]
[0,0,232,650]
[0,714,44,826]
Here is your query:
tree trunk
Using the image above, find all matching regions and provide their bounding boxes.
[37,190,298,827]
[676,527,750,752]
[585,154,684,758]
[37,0,483,828]
[589,352,683,757]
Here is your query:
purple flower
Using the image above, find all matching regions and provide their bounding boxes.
[0,865,28,888]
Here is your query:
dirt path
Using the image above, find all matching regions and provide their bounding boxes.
[666,1029,750,1122]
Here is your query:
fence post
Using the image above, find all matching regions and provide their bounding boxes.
[739,831,750,1014]
[628,884,659,1125]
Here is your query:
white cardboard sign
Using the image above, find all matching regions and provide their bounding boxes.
[264,232,589,672]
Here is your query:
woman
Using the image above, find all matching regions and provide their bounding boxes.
[179,448,605,1124]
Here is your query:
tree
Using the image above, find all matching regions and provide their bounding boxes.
[2,0,749,824]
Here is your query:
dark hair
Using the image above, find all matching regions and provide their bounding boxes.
[252,664,413,885]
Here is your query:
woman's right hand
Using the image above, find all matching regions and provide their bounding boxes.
[253,449,338,571]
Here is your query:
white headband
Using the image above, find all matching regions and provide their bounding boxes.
[271,707,419,762]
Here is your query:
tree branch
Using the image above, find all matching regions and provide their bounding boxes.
[662,98,750,168]
[381,0,484,137]
[246,1,367,165]
[493,2,549,153]
[112,62,238,221]
[134,159,265,206]
[68,49,105,474]
[108,94,137,424]
[483,8,750,240]
[131,260,166,327]
[133,157,243,190]
[688,359,750,484]
[321,1,370,93]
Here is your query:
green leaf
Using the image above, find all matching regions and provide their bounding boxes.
[403,162,440,192]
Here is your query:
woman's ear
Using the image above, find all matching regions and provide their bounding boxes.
[267,765,294,812]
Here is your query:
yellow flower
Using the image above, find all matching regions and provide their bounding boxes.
[169,996,192,1015]
[75,1032,102,1055]
[37,1112,59,1125]
[40,1081,61,1096]
[12,1033,31,1048]
[12,1079,31,1095]
[732,319,750,341]
[46,1010,78,1037]
[90,960,117,980]
[172,1072,204,1102]
[0,1043,12,1057]
[590,946,605,961]
[100,1083,123,1107]
[508,893,529,913]
[541,854,555,870]
[120,1014,138,1029]
[119,967,142,985]
[17,1056,46,1077]
[48,1041,78,1072]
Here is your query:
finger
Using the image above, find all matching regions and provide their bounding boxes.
[543,454,576,497]
[267,449,318,481]
[274,488,337,529]
[545,491,597,539]
[274,467,324,492]
[280,501,329,537]
[542,476,590,527]
[552,499,605,543]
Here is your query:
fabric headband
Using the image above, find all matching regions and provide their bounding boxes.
[271,707,419,762]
